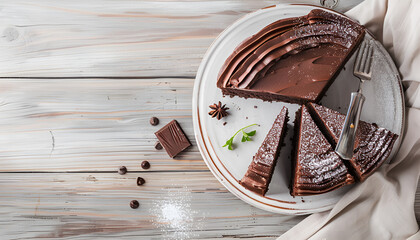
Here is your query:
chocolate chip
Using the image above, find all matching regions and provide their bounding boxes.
[254,106,258,108]
[223,122,227,126]
[150,117,159,126]
[141,161,150,169]
[137,177,146,186]
[154,141,163,150]
[118,166,127,175]
[130,200,139,209]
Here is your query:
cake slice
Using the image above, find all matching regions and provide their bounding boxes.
[239,106,289,195]
[217,9,365,104]
[307,103,398,181]
[291,106,354,196]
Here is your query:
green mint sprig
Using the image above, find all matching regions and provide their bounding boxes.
[222,124,258,150]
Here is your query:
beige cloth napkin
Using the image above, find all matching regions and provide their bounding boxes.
[278,0,420,239]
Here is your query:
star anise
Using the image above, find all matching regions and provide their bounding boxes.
[208,101,229,120]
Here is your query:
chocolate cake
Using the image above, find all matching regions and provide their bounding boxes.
[291,106,354,196]
[217,9,365,104]
[239,106,289,195]
[308,103,398,181]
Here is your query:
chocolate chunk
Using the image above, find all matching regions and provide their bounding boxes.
[155,120,192,158]
[150,117,159,126]
[154,141,163,150]
[141,161,150,169]
[118,166,127,175]
[136,177,146,186]
[130,200,139,209]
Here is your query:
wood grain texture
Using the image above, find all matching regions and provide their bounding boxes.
[0,77,207,172]
[0,0,363,78]
[0,172,305,239]
[2,0,417,239]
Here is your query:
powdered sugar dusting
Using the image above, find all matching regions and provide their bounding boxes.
[254,107,287,166]
[150,186,204,239]
[296,106,349,186]
[310,103,398,178]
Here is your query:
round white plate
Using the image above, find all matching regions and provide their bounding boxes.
[192,4,404,215]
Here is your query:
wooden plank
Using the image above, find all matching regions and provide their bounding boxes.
[0,0,363,78]
[0,77,207,172]
[0,172,305,239]
[1,173,419,239]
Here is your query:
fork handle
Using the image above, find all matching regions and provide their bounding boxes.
[335,92,365,160]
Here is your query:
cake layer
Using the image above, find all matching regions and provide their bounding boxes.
[217,9,365,104]
[239,106,289,195]
[291,105,354,196]
[308,103,399,181]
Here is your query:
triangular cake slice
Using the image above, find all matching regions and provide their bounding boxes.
[217,9,365,104]
[307,103,399,181]
[239,106,289,195]
[291,106,354,196]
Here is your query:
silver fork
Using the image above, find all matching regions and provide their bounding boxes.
[335,40,374,160]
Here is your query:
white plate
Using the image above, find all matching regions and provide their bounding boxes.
[192,4,404,215]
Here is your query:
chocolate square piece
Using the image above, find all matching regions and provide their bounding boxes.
[155,120,191,158]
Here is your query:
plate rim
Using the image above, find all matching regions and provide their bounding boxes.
[192,3,405,215]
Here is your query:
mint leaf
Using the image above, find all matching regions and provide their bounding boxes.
[242,130,249,138]
[222,124,258,150]
[246,130,256,136]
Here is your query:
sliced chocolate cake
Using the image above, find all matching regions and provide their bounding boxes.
[291,106,354,196]
[308,103,398,181]
[239,106,288,195]
[217,9,365,104]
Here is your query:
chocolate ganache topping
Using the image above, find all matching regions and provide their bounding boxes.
[217,9,365,103]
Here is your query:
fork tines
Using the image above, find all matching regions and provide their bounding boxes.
[354,40,374,80]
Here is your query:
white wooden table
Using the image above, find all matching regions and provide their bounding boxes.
[0,0,418,239]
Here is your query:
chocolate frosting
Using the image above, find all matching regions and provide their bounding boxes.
[308,103,398,181]
[217,9,365,103]
[291,106,354,196]
[239,106,289,195]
